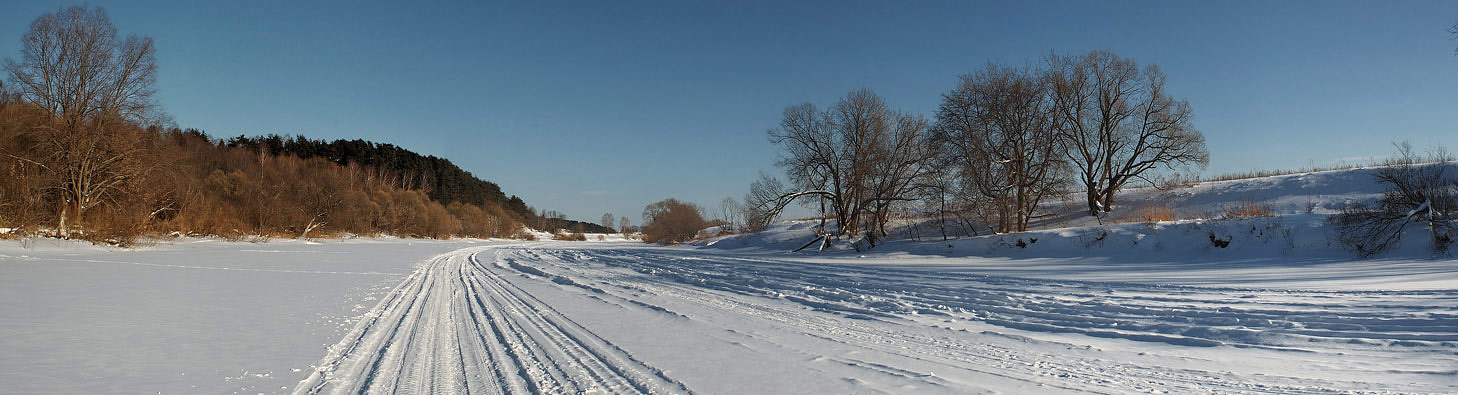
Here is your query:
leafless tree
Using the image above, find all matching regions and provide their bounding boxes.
[742,171,787,233]
[4,6,160,126]
[765,89,934,246]
[601,212,615,231]
[292,163,346,239]
[619,216,630,234]
[933,63,1066,233]
[1047,50,1208,216]
[861,104,936,239]
[2,5,161,237]
[718,197,742,233]
[1047,50,1138,216]
[1334,142,1457,257]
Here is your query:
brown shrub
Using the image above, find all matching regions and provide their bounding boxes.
[641,198,707,244]
[0,96,526,244]
[1223,201,1274,218]
[74,207,147,247]
[516,230,538,241]
[1131,204,1177,223]
[552,231,586,241]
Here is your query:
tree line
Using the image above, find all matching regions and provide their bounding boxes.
[222,134,532,219]
[0,5,550,244]
[744,50,1209,249]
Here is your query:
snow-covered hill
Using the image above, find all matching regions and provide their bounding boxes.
[700,166,1458,288]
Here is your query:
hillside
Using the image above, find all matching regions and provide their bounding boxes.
[224,134,534,220]
[701,166,1457,289]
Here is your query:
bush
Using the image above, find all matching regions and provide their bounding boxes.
[552,231,586,241]
[641,198,707,244]
[1333,143,1457,257]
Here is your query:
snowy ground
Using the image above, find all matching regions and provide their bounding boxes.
[2,167,1456,394]
[3,236,1456,394]
[0,237,491,394]
[288,242,1457,394]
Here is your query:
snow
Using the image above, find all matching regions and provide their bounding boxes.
[0,237,493,394]
[2,167,1456,394]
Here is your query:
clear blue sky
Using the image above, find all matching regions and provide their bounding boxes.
[3,1,1456,224]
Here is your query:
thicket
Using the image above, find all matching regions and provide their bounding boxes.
[0,114,530,243]
[222,134,533,219]
[0,5,533,244]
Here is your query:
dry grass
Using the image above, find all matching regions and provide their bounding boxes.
[1223,201,1275,218]
[1134,204,1177,223]
[1109,203,1179,224]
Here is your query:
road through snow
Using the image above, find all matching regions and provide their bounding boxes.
[294,245,691,395]
[296,243,1457,394]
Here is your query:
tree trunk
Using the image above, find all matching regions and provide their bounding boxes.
[300,214,324,239]
[938,191,949,241]
[1101,188,1118,213]
[58,203,68,239]
[1430,204,1443,251]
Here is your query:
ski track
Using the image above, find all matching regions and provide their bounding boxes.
[503,246,1457,393]
[295,244,1457,394]
[292,246,692,395]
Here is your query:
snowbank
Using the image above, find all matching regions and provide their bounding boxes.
[698,166,1458,290]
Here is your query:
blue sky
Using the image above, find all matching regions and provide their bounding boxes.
[2,1,1456,223]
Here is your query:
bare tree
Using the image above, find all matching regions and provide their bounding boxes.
[933,63,1066,233]
[1047,50,1208,216]
[5,6,159,126]
[600,212,615,231]
[865,108,936,238]
[292,162,346,239]
[1047,50,1138,216]
[742,171,787,233]
[619,216,630,234]
[718,196,742,233]
[765,89,933,246]
[1334,142,1457,257]
[2,5,161,237]
[1101,64,1207,210]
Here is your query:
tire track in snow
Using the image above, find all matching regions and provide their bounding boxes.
[515,247,1456,393]
[293,246,691,395]
[591,249,1458,350]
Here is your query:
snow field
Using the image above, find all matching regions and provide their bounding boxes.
[294,240,1454,393]
[2,166,1456,394]
[0,237,490,394]
[477,245,1457,393]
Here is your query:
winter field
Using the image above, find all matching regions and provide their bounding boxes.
[3,167,1457,394]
